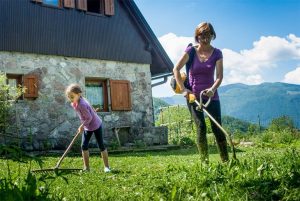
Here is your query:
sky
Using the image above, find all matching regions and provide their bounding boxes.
[134,0,300,97]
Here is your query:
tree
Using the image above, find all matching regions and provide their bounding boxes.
[268,116,295,132]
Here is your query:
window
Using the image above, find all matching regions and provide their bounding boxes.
[32,0,114,15]
[6,74,39,99]
[6,74,23,100]
[85,78,132,112]
[87,0,104,14]
[85,79,108,112]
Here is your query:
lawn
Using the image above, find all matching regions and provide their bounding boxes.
[0,142,300,201]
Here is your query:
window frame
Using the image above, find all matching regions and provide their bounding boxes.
[85,78,109,112]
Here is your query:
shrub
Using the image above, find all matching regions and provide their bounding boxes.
[0,145,65,200]
[179,136,195,146]
[261,128,296,144]
[268,116,295,133]
[0,72,24,133]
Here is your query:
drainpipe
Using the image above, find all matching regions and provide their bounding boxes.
[151,72,173,87]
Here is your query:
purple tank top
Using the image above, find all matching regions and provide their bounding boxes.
[185,46,223,100]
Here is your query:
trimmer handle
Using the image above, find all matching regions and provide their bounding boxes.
[199,91,212,108]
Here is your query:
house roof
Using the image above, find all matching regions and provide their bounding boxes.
[0,0,173,77]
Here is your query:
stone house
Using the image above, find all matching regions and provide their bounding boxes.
[0,0,173,150]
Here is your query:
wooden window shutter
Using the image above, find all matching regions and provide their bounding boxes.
[110,80,131,111]
[64,0,75,8]
[76,0,87,11]
[104,0,114,16]
[24,75,39,98]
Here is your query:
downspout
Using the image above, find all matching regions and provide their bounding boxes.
[151,72,173,87]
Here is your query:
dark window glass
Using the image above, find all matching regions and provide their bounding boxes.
[87,0,104,14]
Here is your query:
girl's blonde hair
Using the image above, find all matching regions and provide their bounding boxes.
[65,84,82,97]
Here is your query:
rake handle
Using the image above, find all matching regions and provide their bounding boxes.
[55,130,82,169]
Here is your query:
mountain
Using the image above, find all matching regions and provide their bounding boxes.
[157,82,300,127]
[160,95,186,105]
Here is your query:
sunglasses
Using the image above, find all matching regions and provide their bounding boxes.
[199,32,212,39]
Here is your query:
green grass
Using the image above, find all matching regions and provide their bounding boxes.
[1,142,300,201]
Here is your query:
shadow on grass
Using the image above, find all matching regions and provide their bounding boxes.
[109,145,244,158]
[0,145,44,166]
[12,145,244,160]
[109,169,132,174]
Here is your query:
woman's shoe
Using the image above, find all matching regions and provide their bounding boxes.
[104,167,111,173]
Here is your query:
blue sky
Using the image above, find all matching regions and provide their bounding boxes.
[134,0,300,97]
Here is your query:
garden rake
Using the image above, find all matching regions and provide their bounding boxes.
[188,91,237,160]
[31,130,83,174]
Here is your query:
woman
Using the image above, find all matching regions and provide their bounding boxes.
[173,22,229,162]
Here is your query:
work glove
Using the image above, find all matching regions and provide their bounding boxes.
[203,88,215,98]
[187,93,196,103]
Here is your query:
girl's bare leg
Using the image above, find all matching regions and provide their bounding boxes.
[82,150,90,170]
[101,149,109,168]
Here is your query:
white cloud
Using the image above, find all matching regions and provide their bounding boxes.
[153,33,300,97]
[158,33,194,64]
[283,66,300,84]
[223,70,264,85]
[289,34,300,47]
[223,35,300,84]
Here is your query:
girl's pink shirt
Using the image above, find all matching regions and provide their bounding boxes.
[71,97,102,131]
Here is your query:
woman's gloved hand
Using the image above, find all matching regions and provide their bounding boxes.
[187,93,196,103]
[203,88,215,97]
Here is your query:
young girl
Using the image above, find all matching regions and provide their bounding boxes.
[65,84,111,172]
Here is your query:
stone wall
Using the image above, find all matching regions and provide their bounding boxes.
[0,51,168,150]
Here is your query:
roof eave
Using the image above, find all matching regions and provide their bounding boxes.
[123,0,173,76]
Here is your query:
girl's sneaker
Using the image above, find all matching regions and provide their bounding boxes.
[104,167,111,173]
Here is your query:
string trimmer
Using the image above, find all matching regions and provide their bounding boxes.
[188,91,237,160]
